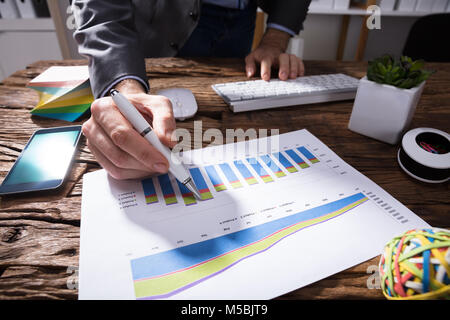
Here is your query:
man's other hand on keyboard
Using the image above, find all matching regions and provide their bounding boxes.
[245,28,305,82]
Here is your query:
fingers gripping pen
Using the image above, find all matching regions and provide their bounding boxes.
[110,89,202,200]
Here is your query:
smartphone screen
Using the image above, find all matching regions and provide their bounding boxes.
[0,126,82,195]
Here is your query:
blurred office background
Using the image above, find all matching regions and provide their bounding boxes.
[0,0,449,81]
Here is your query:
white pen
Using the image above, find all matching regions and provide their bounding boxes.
[110,89,202,200]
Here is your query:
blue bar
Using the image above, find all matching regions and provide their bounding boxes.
[297,146,319,163]
[142,178,157,196]
[189,168,213,199]
[219,163,238,182]
[176,179,192,195]
[272,152,298,173]
[218,163,242,188]
[189,168,208,191]
[233,160,252,179]
[285,149,309,168]
[246,157,273,182]
[204,165,227,191]
[233,160,258,185]
[142,178,158,204]
[157,174,177,205]
[285,149,305,164]
[259,155,285,177]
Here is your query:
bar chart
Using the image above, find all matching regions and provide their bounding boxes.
[79,128,429,300]
[140,146,321,207]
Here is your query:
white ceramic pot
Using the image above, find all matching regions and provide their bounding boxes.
[348,77,426,145]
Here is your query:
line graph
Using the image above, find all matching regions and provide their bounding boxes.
[131,193,368,299]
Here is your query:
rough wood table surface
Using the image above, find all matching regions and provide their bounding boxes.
[0,58,448,300]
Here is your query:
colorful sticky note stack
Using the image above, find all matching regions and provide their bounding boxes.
[27,66,94,122]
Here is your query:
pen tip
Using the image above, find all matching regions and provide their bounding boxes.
[185,179,202,201]
[192,188,202,201]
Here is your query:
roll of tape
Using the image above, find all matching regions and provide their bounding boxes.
[398,128,450,183]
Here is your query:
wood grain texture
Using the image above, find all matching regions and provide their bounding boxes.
[0,58,448,300]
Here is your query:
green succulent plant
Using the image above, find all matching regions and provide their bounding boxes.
[367,55,434,89]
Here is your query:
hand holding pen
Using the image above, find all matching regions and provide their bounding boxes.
[82,82,176,179]
[110,89,201,199]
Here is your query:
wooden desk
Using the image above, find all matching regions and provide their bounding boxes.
[0,58,448,299]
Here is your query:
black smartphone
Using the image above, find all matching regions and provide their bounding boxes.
[0,125,82,195]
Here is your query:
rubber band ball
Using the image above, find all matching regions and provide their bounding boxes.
[379,228,450,300]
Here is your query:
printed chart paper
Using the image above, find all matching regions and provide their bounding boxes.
[79,129,429,299]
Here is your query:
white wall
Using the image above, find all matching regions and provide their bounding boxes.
[301,14,343,60]
[0,29,62,81]
[300,14,419,61]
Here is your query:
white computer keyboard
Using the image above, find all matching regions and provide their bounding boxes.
[212,73,360,112]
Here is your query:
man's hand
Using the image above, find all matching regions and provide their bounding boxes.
[82,79,176,180]
[245,28,305,81]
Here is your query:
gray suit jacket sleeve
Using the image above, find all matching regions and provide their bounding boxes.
[259,0,311,35]
[73,0,149,98]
